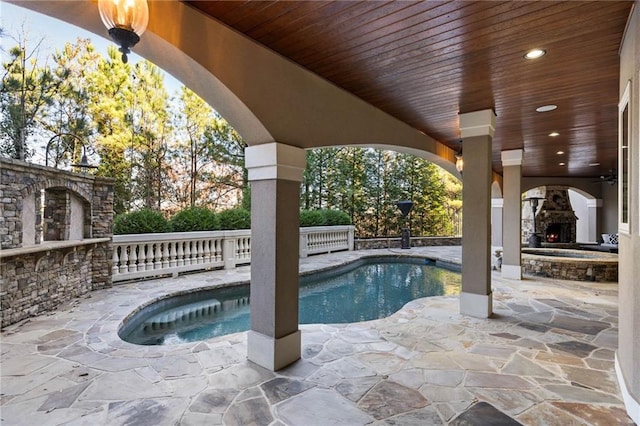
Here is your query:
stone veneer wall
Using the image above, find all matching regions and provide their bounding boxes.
[1,247,93,326]
[355,236,461,250]
[0,158,114,327]
[521,252,618,282]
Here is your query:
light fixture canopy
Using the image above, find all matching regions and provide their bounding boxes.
[98,0,149,63]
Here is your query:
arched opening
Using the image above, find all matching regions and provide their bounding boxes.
[301,145,462,239]
[522,185,599,245]
[19,181,93,246]
[10,1,454,165]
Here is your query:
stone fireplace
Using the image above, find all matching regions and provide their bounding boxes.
[536,187,578,244]
[522,186,578,245]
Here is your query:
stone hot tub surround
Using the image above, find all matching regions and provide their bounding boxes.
[522,248,618,282]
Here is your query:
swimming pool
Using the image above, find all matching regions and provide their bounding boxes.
[119,257,461,345]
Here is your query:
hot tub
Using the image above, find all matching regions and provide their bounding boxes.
[521,248,618,282]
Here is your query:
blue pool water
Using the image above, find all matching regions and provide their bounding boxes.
[120,257,460,345]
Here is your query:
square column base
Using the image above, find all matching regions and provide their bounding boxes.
[247,330,301,371]
[501,264,522,280]
[460,291,493,318]
[615,352,640,425]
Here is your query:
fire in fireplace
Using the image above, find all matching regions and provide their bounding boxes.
[545,223,573,243]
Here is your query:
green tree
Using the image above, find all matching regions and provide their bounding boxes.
[205,111,246,206]
[300,147,462,238]
[168,87,246,211]
[301,147,342,210]
[129,60,171,210]
[0,29,61,160]
[42,38,100,169]
[85,46,135,214]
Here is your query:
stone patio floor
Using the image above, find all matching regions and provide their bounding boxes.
[0,247,635,425]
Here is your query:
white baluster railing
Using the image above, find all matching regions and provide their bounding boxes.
[112,226,354,282]
[113,231,229,282]
[299,226,355,257]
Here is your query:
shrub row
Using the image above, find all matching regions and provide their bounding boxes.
[114,207,251,235]
[113,207,350,234]
[299,209,351,227]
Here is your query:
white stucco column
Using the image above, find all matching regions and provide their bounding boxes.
[491,198,503,247]
[244,142,306,371]
[587,199,603,243]
[501,149,524,280]
[460,109,496,318]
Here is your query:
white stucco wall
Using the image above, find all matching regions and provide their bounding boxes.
[21,192,36,246]
[69,193,84,240]
[617,4,640,423]
[568,189,592,243]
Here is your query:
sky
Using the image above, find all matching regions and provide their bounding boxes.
[1,1,183,93]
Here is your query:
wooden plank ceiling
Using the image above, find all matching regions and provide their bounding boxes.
[185,1,633,178]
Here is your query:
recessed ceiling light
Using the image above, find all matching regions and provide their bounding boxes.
[525,49,546,59]
[559,162,566,166]
[589,162,601,167]
[536,105,558,113]
[556,150,564,155]
[549,132,560,137]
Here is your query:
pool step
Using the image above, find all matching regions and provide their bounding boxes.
[143,299,222,331]
[222,296,250,310]
[142,296,252,331]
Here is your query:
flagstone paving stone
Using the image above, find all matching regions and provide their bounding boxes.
[452,401,524,425]
[0,247,634,425]
[276,388,372,426]
[551,402,636,426]
[379,406,444,425]
[357,380,429,419]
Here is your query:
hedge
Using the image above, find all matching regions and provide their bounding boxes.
[114,209,171,234]
[219,208,251,230]
[169,207,220,232]
[300,209,351,227]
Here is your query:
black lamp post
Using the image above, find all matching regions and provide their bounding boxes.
[396,200,414,249]
[71,145,99,173]
[524,197,545,247]
[45,133,97,173]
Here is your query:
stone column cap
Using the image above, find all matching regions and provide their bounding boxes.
[501,149,524,166]
[245,142,306,182]
[459,109,496,138]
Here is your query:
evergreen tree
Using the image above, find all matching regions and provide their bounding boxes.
[301,147,462,238]
[43,38,100,169]
[84,46,135,214]
[167,87,245,212]
[129,60,171,210]
[0,29,61,160]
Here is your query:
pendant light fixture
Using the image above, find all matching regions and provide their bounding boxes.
[98,0,149,63]
[455,152,464,173]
